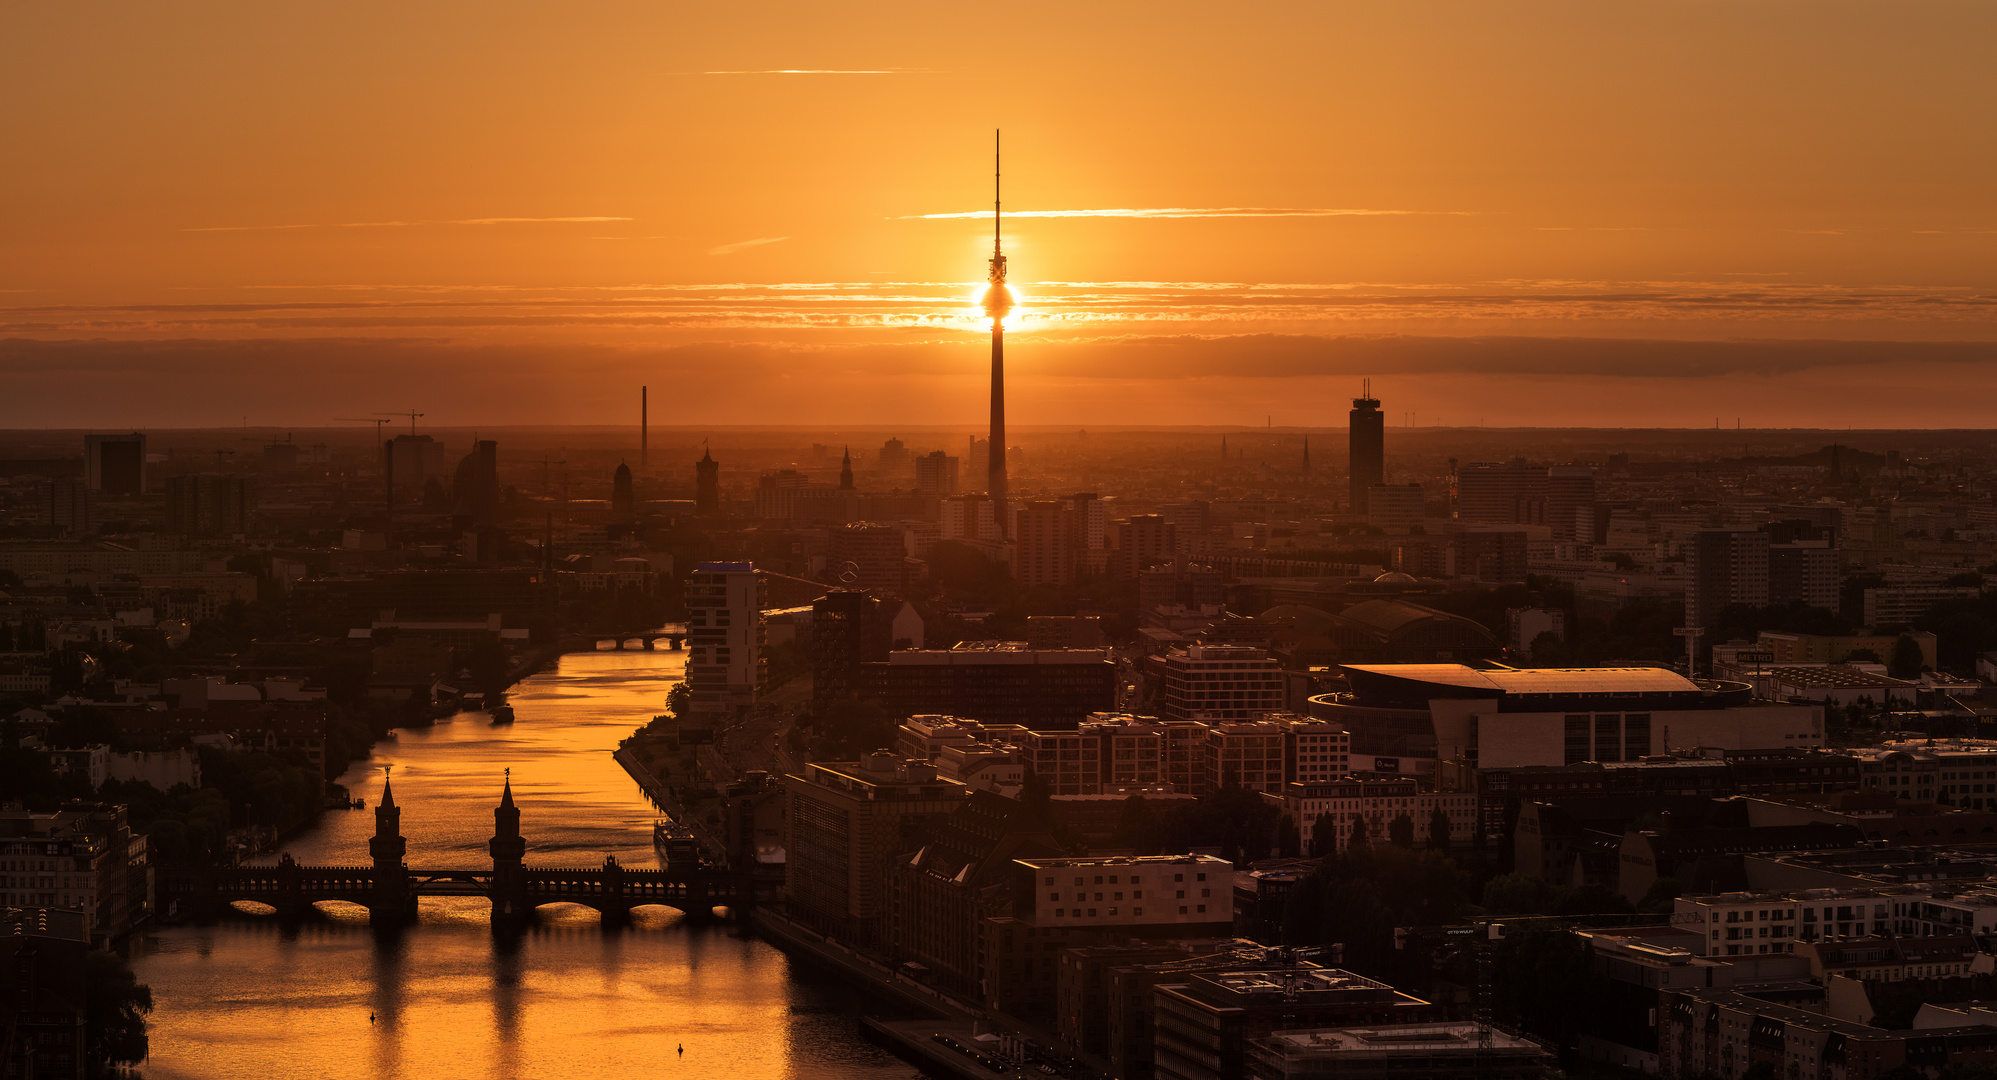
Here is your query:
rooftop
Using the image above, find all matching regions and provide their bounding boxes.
[1256,1022,1543,1055]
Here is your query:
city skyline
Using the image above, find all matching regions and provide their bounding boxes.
[5,2,1996,428]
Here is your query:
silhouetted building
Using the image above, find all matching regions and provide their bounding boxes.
[1013,500,1079,588]
[454,440,499,529]
[1367,483,1424,531]
[784,755,970,951]
[1545,465,1597,542]
[838,446,855,490]
[0,907,89,1080]
[1113,515,1177,579]
[695,447,720,513]
[611,461,635,520]
[1687,529,1771,631]
[36,478,93,535]
[388,434,445,500]
[1347,383,1382,515]
[165,473,254,536]
[915,450,959,496]
[84,432,146,496]
[812,590,894,711]
[854,642,1117,728]
[1457,458,1547,525]
[877,437,909,471]
[828,523,911,594]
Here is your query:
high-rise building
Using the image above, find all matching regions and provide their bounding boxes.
[84,433,146,496]
[695,447,720,513]
[811,590,894,711]
[453,440,499,528]
[1347,382,1383,516]
[165,473,254,535]
[941,493,1001,543]
[828,522,911,593]
[1457,458,1546,525]
[1366,483,1424,532]
[838,446,855,491]
[1687,529,1772,631]
[684,562,765,724]
[37,478,94,535]
[1112,515,1176,579]
[1013,500,1079,588]
[388,434,445,501]
[1544,465,1597,542]
[914,450,960,496]
[610,461,635,520]
[877,437,909,472]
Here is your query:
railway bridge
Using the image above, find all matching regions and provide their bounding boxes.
[157,774,773,928]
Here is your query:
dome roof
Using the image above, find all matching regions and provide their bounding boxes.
[1372,570,1418,584]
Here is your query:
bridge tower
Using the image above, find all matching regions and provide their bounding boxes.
[369,770,416,924]
[489,771,529,928]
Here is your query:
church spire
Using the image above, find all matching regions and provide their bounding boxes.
[839,445,855,490]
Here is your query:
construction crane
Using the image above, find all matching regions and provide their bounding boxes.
[538,454,567,495]
[337,418,395,507]
[336,418,391,442]
[378,410,425,435]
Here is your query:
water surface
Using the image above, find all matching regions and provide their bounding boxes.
[130,651,920,1080]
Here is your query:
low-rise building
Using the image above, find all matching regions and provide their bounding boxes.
[1153,968,1437,1080]
[1247,1023,1552,1080]
[0,802,150,945]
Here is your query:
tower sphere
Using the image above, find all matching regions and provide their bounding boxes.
[982,283,1014,319]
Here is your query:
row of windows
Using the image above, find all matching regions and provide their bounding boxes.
[1050,904,1207,918]
[1042,872,1205,886]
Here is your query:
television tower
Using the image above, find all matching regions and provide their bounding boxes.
[982,130,1013,540]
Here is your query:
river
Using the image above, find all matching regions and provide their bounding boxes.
[127,650,923,1080]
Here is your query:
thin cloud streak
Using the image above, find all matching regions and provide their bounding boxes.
[183,216,633,233]
[708,236,790,255]
[902,207,1466,220]
[703,69,906,75]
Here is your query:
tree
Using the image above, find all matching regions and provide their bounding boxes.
[1388,813,1415,848]
[1427,806,1452,851]
[1638,876,1683,914]
[1114,795,1161,854]
[1890,634,1926,680]
[1310,812,1339,857]
[665,681,692,718]
[1277,816,1301,858]
[1481,873,1557,915]
[86,949,152,1075]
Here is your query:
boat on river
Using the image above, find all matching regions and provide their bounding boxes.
[653,820,702,867]
[489,704,515,725]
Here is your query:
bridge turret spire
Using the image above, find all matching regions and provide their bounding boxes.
[489,768,528,928]
[368,765,413,925]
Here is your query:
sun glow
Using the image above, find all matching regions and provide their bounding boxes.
[970,282,1027,331]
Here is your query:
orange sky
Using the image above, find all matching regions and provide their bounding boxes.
[4,1,1994,428]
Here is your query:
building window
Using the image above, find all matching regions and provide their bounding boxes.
[1197,905,1206,913]
[1179,906,1188,915]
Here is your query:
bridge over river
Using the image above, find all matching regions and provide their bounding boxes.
[158,773,775,928]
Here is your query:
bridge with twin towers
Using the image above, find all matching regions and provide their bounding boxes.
[157,773,774,928]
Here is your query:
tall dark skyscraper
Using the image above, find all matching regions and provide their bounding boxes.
[695,446,720,513]
[981,131,1012,540]
[839,446,854,490]
[611,461,635,519]
[1348,379,1383,515]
